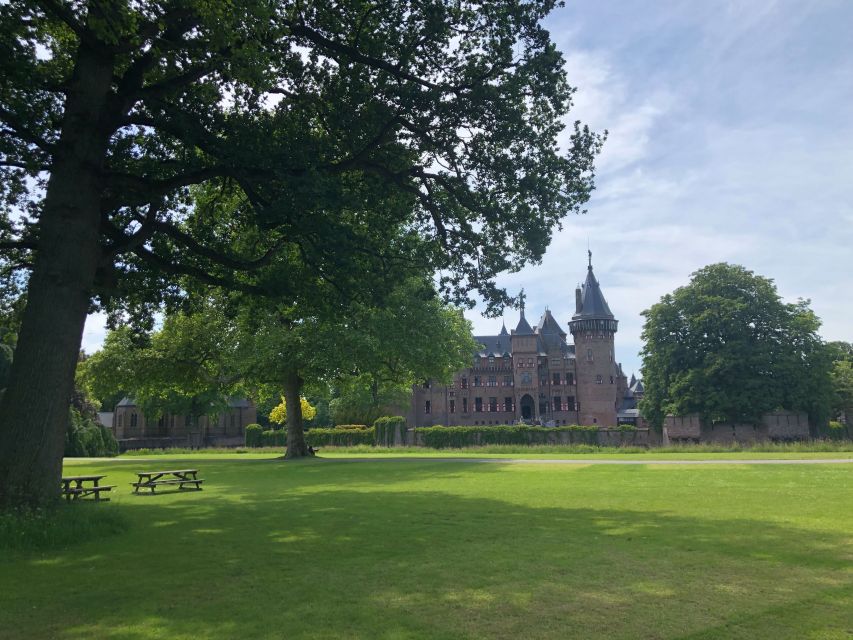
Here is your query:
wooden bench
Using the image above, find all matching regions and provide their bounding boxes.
[132,469,204,494]
[61,475,115,501]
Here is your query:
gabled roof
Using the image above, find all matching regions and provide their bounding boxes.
[536,309,567,337]
[572,258,614,320]
[630,379,645,394]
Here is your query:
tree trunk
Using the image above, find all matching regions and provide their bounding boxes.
[0,45,115,508]
[283,371,310,458]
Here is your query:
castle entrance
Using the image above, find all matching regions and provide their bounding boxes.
[520,394,535,421]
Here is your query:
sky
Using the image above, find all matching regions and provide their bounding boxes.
[82,0,853,377]
[460,0,853,377]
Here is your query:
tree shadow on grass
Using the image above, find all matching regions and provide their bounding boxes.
[1,461,851,640]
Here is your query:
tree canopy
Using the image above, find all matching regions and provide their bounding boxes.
[0,0,602,506]
[639,263,831,430]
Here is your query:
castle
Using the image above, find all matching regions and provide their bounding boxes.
[410,254,643,428]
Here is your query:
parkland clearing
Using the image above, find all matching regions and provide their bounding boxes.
[2,1,853,638]
[1,450,851,639]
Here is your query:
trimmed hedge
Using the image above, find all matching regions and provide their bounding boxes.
[333,424,369,430]
[374,416,407,447]
[307,427,374,447]
[244,424,263,447]
[413,425,599,449]
[253,426,373,448]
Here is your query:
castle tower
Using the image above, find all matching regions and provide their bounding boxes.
[511,296,539,422]
[568,252,619,426]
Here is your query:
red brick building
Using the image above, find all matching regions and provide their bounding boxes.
[411,255,634,428]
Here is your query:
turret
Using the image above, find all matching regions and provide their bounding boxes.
[568,251,619,427]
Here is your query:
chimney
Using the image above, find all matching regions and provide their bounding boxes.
[575,286,582,314]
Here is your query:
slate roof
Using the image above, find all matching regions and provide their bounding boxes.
[474,335,512,357]
[572,261,614,320]
[536,309,567,337]
[513,309,534,335]
[630,379,645,394]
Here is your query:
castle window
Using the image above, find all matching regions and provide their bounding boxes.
[554,396,562,411]
[551,358,561,367]
[540,377,547,386]
[528,358,533,365]
[461,377,468,389]
[610,376,614,384]
[593,417,598,424]
[462,398,468,413]
[552,373,561,385]
[449,390,455,398]
[488,356,495,365]
[488,397,497,412]
[130,413,138,428]
[539,399,549,415]
[503,375,512,386]
[587,349,593,362]
[504,397,513,412]
[521,372,532,384]
[450,400,455,414]
[596,375,603,384]
[474,376,481,387]
[488,375,496,387]
[424,400,431,414]
[475,397,483,412]
[567,373,574,385]
[118,414,123,428]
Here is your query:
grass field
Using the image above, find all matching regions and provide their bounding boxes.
[2,454,851,639]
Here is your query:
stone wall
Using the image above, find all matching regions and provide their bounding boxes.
[663,412,809,444]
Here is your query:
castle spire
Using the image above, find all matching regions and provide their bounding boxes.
[513,289,534,335]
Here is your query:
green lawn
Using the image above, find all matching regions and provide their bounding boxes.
[2,455,851,639]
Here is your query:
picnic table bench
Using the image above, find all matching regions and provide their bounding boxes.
[61,475,115,501]
[132,469,204,494]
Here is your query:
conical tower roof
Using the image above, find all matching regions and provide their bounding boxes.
[572,252,614,320]
[514,308,534,335]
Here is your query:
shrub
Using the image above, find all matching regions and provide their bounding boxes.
[244,424,263,447]
[65,408,119,457]
[306,427,374,447]
[374,416,407,446]
[261,429,287,447]
[414,425,599,449]
[826,421,850,440]
[334,424,369,430]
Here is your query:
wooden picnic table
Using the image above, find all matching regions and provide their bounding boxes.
[61,474,115,501]
[132,469,204,494]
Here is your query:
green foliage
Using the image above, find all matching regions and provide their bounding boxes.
[822,421,851,441]
[244,424,263,448]
[829,357,853,422]
[269,397,317,425]
[640,263,832,430]
[261,430,288,448]
[374,416,407,447]
[414,425,599,449]
[64,408,119,458]
[305,428,374,447]
[0,342,12,389]
[334,424,369,431]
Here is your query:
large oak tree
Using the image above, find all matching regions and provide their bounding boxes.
[0,0,602,506]
[639,263,832,431]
